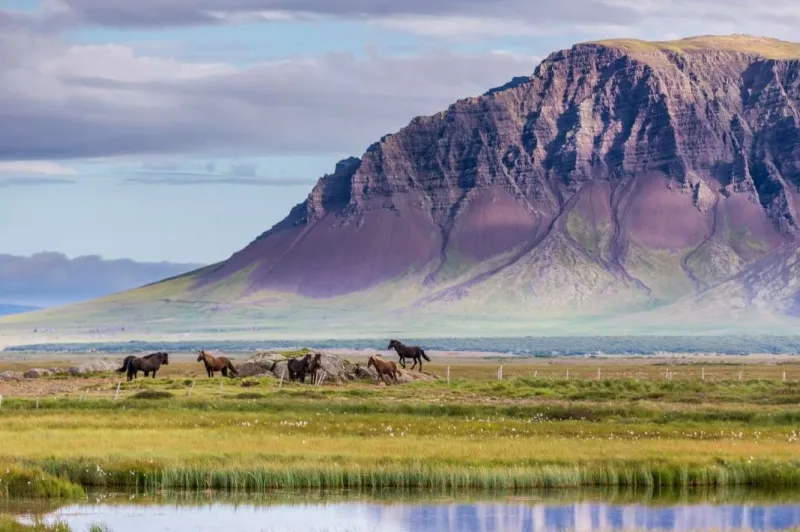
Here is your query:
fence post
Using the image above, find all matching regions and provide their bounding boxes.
[566,369,570,381]
[0,395,3,408]
[35,398,39,409]
[783,371,787,382]
[497,366,503,381]
[114,382,121,401]
[447,366,451,385]
[187,381,195,398]
[739,371,743,382]
[279,370,285,390]
[701,368,705,381]
[597,368,601,380]
[219,381,224,396]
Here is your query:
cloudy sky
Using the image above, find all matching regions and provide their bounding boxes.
[2,0,799,267]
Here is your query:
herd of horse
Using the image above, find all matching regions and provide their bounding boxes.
[115,340,431,384]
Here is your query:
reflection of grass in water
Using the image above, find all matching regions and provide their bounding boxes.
[69,484,800,508]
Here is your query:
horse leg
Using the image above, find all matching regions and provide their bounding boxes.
[410,356,418,370]
[418,356,423,372]
[399,357,406,369]
[221,367,228,377]
[152,370,157,378]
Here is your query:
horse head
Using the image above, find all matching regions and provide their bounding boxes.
[196,350,206,362]
[367,356,375,369]
[387,340,400,350]
[309,353,322,370]
[161,352,169,365]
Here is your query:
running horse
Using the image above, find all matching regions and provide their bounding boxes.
[368,355,398,385]
[117,352,169,382]
[197,350,239,378]
[387,340,430,371]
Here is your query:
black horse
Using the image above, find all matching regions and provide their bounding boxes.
[287,353,322,383]
[387,340,430,371]
[117,352,169,382]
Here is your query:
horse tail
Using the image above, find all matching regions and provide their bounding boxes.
[117,356,133,373]
[420,349,430,361]
[226,359,238,376]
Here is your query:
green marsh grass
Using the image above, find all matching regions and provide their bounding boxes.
[1,356,800,494]
[0,518,70,532]
[0,468,83,500]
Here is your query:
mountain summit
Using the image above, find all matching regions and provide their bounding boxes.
[6,35,800,340]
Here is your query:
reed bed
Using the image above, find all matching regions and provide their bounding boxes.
[33,459,800,492]
[1,357,799,497]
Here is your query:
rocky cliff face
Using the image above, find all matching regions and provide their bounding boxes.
[191,36,800,323]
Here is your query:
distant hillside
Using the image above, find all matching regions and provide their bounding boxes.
[0,304,39,317]
[5,35,800,343]
[0,252,204,307]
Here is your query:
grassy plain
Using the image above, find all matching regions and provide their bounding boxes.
[0,354,799,495]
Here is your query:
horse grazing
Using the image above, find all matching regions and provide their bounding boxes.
[117,352,169,382]
[287,353,322,383]
[368,355,397,385]
[197,350,238,378]
[387,340,430,371]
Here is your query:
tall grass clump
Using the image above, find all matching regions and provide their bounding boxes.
[35,459,800,492]
[0,517,72,532]
[0,468,84,499]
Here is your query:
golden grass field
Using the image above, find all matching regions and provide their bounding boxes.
[0,352,798,498]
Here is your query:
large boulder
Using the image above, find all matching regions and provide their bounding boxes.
[0,370,21,381]
[68,360,118,375]
[250,352,286,368]
[271,360,290,380]
[236,352,286,378]
[240,351,440,385]
[23,368,52,379]
[237,362,275,378]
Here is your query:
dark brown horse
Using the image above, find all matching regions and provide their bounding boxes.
[387,340,430,371]
[287,353,322,383]
[197,350,238,378]
[368,355,397,385]
[117,352,169,382]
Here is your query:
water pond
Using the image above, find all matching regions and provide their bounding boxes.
[6,487,800,531]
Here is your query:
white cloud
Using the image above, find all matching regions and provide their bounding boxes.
[0,29,534,161]
[0,161,77,175]
[368,16,547,39]
[6,0,800,40]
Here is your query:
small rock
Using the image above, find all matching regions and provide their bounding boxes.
[68,360,117,375]
[23,368,52,379]
[0,370,22,381]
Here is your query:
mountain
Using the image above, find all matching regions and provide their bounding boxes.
[5,34,800,344]
[0,253,205,308]
[0,304,39,317]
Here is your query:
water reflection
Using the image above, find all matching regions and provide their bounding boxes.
[30,498,800,532]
